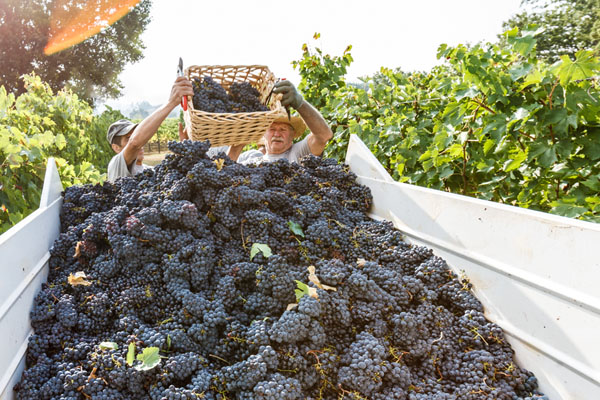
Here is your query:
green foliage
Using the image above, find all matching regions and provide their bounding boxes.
[148,117,180,145]
[502,0,600,62]
[0,0,152,105]
[0,74,112,234]
[295,32,600,222]
[293,32,354,111]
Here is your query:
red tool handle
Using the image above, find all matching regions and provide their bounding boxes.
[181,96,187,111]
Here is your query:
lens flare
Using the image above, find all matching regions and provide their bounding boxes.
[44,0,142,55]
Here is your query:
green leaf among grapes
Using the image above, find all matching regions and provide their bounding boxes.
[454,86,478,101]
[250,243,272,260]
[294,280,310,302]
[287,221,305,237]
[126,342,135,366]
[99,341,118,350]
[135,347,161,371]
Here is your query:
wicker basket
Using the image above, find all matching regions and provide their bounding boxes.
[183,65,286,147]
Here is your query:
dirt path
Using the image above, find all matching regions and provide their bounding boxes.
[143,152,168,166]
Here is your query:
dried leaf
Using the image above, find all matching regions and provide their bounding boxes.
[357,258,366,267]
[286,303,298,311]
[68,271,92,287]
[307,266,337,292]
[213,158,225,171]
[87,367,98,381]
[73,241,82,258]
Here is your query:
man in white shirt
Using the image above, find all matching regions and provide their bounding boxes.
[230,80,333,165]
[106,76,193,183]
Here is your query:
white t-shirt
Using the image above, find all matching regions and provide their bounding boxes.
[107,152,147,183]
[238,138,311,165]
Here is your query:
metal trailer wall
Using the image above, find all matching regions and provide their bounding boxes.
[345,134,600,400]
[0,159,63,400]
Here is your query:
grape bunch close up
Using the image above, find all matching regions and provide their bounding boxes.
[192,77,269,113]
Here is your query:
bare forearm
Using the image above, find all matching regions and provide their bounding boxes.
[228,144,245,162]
[129,103,175,150]
[123,76,193,165]
[297,101,332,142]
[297,101,333,155]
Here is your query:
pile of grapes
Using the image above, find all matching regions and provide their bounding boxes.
[192,77,269,113]
[15,141,548,399]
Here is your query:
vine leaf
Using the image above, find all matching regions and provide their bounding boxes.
[581,176,600,191]
[294,280,318,302]
[54,133,67,150]
[135,347,161,371]
[504,150,527,172]
[99,342,118,351]
[287,221,305,237]
[126,342,135,366]
[553,50,600,87]
[250,243,272,260]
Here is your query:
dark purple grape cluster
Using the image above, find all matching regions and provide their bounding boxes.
[14,140,548,400]
[229,82,269,113]
[191,76,268,113]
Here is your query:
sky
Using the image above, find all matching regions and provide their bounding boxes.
[100,0,524,111]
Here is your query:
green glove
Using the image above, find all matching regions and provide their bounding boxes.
[273,80,304,110]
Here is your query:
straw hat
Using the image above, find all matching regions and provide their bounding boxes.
[271,115,307,139]
[256,115,307,146]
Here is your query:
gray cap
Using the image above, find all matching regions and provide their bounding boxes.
[107,119,137,144]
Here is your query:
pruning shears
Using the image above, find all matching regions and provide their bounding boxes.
[177,57,188,111]
[266,78,291,121]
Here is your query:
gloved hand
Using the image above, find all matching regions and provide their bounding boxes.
[273,80,304,110]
